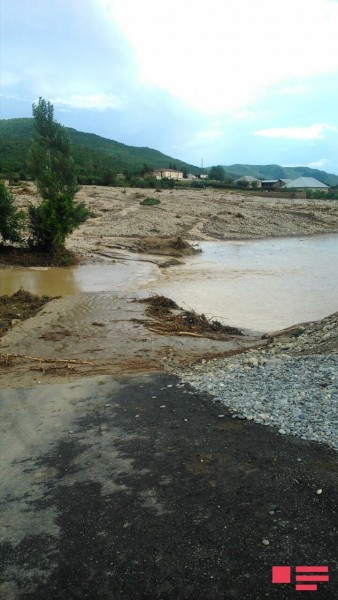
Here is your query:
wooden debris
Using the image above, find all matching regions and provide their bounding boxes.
[0,352,95,366]
[136,295,243,340]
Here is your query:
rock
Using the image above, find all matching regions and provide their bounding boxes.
[247,357,259,367]
[265,358,282,366]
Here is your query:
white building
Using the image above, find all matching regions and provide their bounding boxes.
[151,169,183,180]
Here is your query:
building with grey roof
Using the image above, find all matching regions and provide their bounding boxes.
[282,177,329,190]
[261,178,293,189]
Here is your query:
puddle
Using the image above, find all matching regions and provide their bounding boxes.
[0,261,158,297]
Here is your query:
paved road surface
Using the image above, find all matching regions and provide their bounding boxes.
[1,374,337,599]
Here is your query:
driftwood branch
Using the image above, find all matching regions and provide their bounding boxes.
[0,353,94,365]
[147,327,205,338]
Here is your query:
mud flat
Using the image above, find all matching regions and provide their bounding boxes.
[0,292,263,389]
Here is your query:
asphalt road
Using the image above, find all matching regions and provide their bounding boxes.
[0,373,337,599]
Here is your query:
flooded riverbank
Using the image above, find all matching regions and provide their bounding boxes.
[0,260,158,297]
[1,234,338,332]
[152,234,338,331]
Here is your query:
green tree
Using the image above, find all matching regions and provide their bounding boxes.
[142,163,153,176]
[102,169,116,186]
[0,179,25,244]
[209,165,225,181]
[28,98,90,252]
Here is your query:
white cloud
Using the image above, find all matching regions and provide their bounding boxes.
[306,158,328,169]
[102,0,338,114]
[253,124,338,140]
[232,109,272,121]
[186,127,223,148]
[280,85,308,95]
[51,94,123,111]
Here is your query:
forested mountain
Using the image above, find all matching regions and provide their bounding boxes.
[0,118,199,182]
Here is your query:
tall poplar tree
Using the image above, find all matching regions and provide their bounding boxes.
[28,97,90,253]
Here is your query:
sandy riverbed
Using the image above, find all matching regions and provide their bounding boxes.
[71,185,338,258]
[11,183,338,261]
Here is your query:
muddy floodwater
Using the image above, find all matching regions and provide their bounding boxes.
[0,261,159,297]
[152,234,338,331]
[1,234,338,331]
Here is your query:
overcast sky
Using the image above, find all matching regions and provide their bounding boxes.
[1,0,338,173]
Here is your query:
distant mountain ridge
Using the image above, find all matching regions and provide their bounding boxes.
[1,118,337,186]
[221,164,338,186]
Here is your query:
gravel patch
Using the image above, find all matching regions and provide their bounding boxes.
[180,353,338,450]
[179,312,338,451]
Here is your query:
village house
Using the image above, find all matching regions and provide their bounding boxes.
[151,169,183,180]
[282,177,329,191]
[261,179,292,189]
[234,176,262,187]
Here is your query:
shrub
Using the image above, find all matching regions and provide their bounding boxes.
[28,194,91,250]
[0,179,25,244]
[191,180,205,189]
[306,189,338,200]
[140,197,161,206]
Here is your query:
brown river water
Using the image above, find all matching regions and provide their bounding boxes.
[1,235,338,332]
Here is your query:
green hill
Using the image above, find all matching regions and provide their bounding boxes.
[0,118,200,182]
[222,164,338,186]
